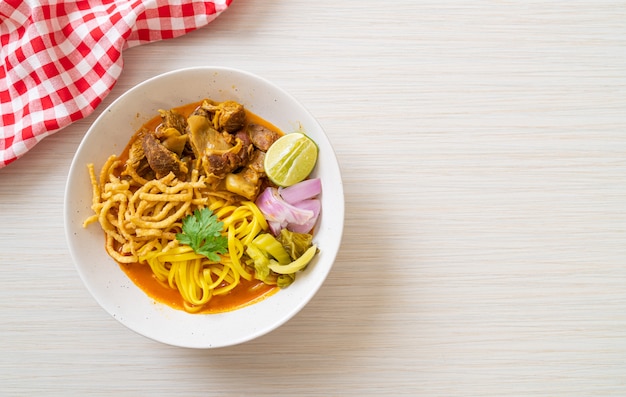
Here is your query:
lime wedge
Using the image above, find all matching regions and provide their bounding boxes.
[264,132,318,187]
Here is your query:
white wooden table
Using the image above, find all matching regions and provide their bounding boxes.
[2,1,625,395]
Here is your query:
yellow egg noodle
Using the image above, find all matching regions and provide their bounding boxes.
[84,155,269,312]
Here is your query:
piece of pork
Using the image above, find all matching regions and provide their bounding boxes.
[246,149,265,174]
[201,100,246,133]
[247,123,281,151]
[187,114,250,177]
[126,130,146,169]
[224,150,266,200]
[121,129,154,179]
[233,129,254,165]
[157,109,187,134]
[141,131,188,179]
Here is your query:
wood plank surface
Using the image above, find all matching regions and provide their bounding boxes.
[1,1,625,395]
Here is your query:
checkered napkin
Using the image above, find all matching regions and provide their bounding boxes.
[0,0,231,168]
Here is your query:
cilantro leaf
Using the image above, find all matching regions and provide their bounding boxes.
[176,208,228,261]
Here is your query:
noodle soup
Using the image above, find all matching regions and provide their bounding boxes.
[84,99,319,314]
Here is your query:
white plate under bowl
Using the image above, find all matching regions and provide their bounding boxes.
[64,66,344,348]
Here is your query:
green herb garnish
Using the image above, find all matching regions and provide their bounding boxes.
[176,208,228,261]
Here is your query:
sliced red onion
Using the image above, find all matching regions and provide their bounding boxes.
[268,220,283,236]
[256,187,315,235]
[255,184,324,235]
[287,199,321,234]
[278,178,321,205]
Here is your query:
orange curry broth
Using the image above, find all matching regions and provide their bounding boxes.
[113,100,282,314]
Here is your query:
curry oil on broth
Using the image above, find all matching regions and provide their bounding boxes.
[113,99,282,314]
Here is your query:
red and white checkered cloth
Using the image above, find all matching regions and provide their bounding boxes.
[0,0,231,168]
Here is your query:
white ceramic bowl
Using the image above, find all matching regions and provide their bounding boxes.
[64,67,344,348]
